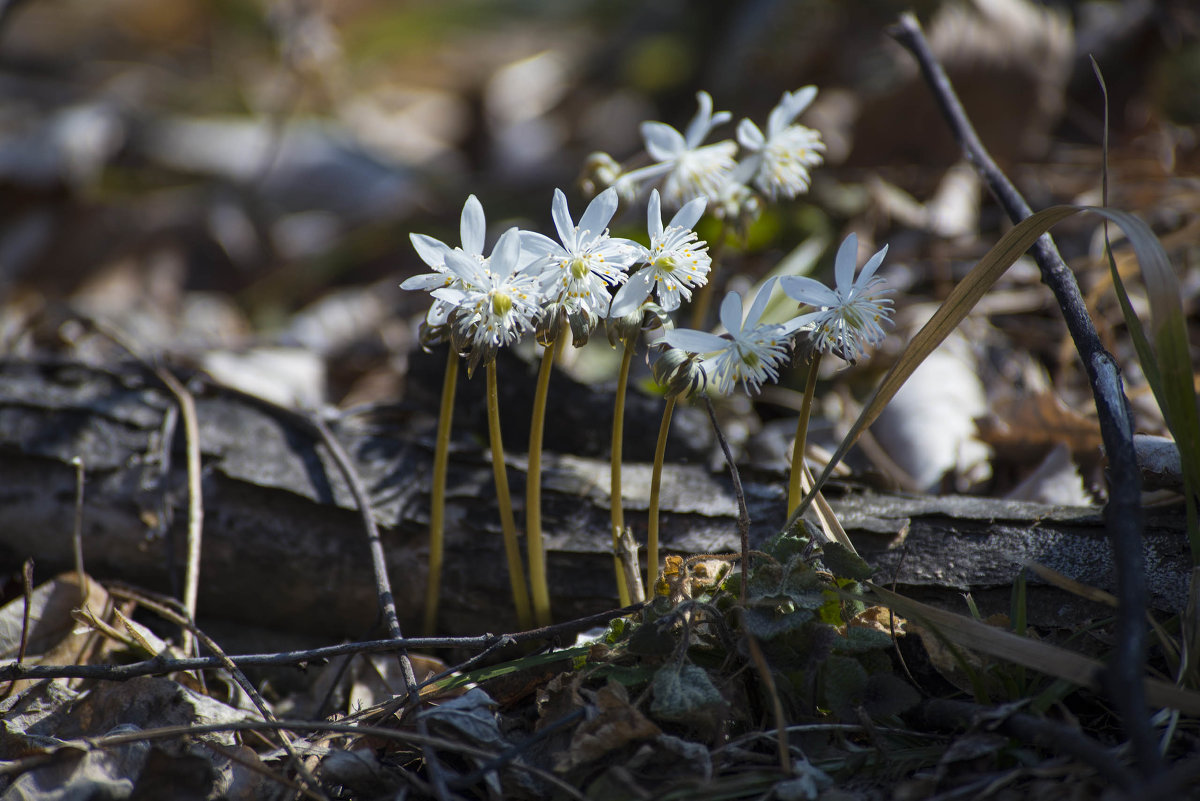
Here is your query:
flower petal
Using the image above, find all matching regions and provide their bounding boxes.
[460,194,486,256]
[647,189,664,240]
[767,86,817,136]
[410,233,451,268]
[520,230,564,258]
[551,188,577,251]
[834,233,859,294]
[718,289,744,335]
[578,187,617,244]
[609,268,655,318]
[401,272,450,291]
[781,275,839,307]
[856,244,890,285]
[684,91,714,146]
[642,121,686,161]
[663,328,730,354]
[490,227,522,278]
[669,196,707,231]
[744,277,777,330]
[737,118,765,151]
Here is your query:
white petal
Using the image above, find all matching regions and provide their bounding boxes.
[642,121,687,162]
[578,187,617,243]
[460,194,486,256]
[856,244,889,285]
[431,287,467,305]
[490,227,522,278]
[443,249,484,284]
[669,196,707,231]
[744,277,777,329]
[767,86,817,136]
[410,233,450,268]
[520,230,564,258]
[609,269,655,318]
[781,275,838,307]
[718,289,744,335]
[736,118,765,151]
[647,189,664,240]
[834,233,859,294]
[684,91,714,146]
[663,328,730,354]
[400,272,449,291]
[779,310,823,337]
[551,188,577,251]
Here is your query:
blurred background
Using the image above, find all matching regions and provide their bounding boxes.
[1,0,1197,499]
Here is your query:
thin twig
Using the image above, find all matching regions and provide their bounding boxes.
[73,314,205,657]
[151,367,204,659]
[0,719,587,800]
[70,457,87,603]
[0,560,35,699]
[112,588,328,799]
[0,601,646,685]
[888,12,1158,779]
[703,395,751,603]
[307,413,417,700]
[744,629,789,773]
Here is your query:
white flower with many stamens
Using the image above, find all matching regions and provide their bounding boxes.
[521,187,639,318]
[737,86,825,201]
[402,194,489,327]
[616,91,738,208]
[663,278,807,395]
[781,233,892,362]
[610,190,711,318]
[433,227,542,352]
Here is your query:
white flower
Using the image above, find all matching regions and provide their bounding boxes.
[781,233,892,362]
[609,190,711,318]
[432,227,542,352]
[662,279,807,395]
[737,86,825,200]
[401,194,489,327]
[521,187,639,317]
[617,91,738,208]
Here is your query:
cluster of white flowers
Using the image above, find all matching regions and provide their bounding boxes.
[402,186,714,369]
[403,85,891,396]
[601,88,826,227]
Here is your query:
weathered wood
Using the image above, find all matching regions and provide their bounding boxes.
[0,358,1189,640]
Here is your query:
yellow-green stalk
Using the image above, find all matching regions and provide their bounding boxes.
[788,352,822,515]
[526,336,564,627]
[647,394,676,594]
[609,345,635,607]
[486,360,533,630]
[423,348,459,635]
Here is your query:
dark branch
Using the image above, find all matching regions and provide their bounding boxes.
[888,11,1159,779]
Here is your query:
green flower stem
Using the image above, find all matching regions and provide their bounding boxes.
[486,360,533,631]
[788,351,822,515]
[526,336,564,627]
[647,394,676,595]
[423,348,459,635]
[609,345,635,607]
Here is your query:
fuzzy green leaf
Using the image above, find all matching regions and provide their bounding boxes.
[651,663,725,725]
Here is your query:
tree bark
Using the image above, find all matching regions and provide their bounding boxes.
[0,358,1189,639]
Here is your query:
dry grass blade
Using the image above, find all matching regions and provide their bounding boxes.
[868,584,1200,715]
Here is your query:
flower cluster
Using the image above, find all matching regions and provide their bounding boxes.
[403,186,713,369]
[596,88,826,229]
[659,235,893,396]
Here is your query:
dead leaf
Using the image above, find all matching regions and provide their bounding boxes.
[556,681,661,772]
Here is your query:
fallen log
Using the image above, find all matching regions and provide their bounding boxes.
[0,358,1189,640]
